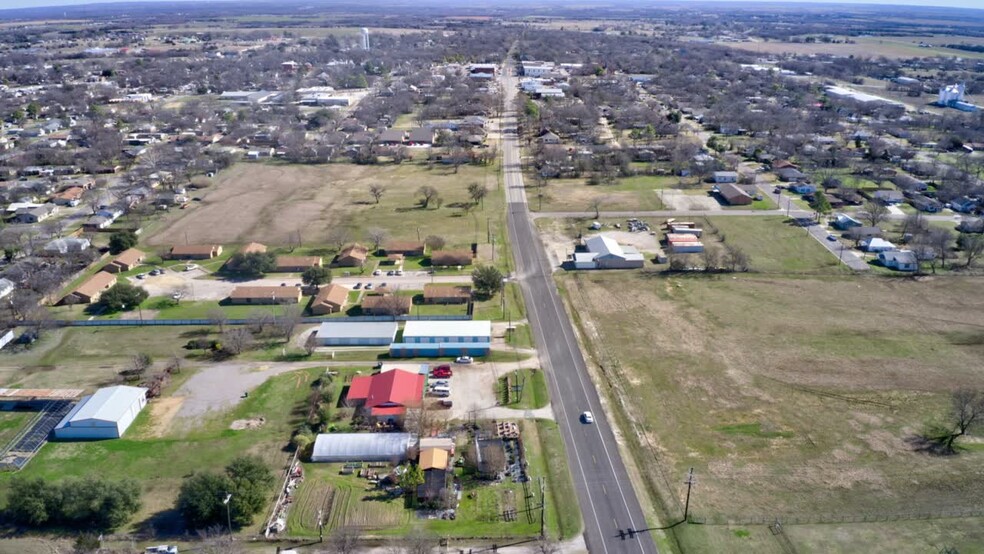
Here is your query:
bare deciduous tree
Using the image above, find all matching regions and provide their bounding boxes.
[222,328,254,355]
[275,304,303,343]
[911,390,984,455]
[368,184,386,204]
[702,245,720,272]
[327,526,361,554]
[367,227,388,251]
[207,308,228,334]
[962,234,984,268]
[862,200,889,228]
[424,235,445,251]
[417,185,439,209]
[588,196,608,219]
[326,227,353,252]
[723,244,750,272]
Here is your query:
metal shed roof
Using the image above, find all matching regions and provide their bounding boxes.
[316,321,399,340]
[402,320,491,339]
[312,433,412,461]
[58,386,147,426]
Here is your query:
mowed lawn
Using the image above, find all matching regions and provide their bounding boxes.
[0,367,322,535]
[145,161,503,251]
[529,176,669,212]
[0,326,214,389]
[560,271,984,548]
[704,216,845,273]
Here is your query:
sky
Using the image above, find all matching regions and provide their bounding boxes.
[1,0,982,10]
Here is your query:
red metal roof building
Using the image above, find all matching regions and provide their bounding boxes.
[345,369,425,421]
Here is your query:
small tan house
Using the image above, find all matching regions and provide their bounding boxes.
[275,256,322,272]
[64,271,116,304]
[310,284,348,315]
[227,286,301,305]
[335,244,369,267]
[361,293,412,315]
[105,248,145,273]
[240,242,267,254]
[423,284,472,304]
[430,250,473,267]
[170,244,222,259]
[382,241,425,257]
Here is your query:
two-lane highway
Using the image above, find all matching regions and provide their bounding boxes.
[499,67,659,554]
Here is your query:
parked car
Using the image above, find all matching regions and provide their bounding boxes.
[135,273,147,279]
[431,365,453,378]
[145,547,179,554]
[372,269,381,276]
[364,283,373,290]
[431,385,451,397]
[396,269,404,276]
[387,270,395,276]
[826,234,837,242]
[353,282,362,290]
[431,379,450,387]
[455,356,473,364]
[581,411,594,424]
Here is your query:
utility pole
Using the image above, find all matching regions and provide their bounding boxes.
[223,493,233,534]
[683,468,696,522]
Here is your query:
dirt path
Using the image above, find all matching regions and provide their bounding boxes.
[173,361,320,421]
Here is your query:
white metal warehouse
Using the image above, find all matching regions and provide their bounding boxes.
[400,320,492,343]
[311,433,413,462]
[313,321,399,347]
[53,385,148,440]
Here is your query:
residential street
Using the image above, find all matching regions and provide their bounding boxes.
[500,66,658,554]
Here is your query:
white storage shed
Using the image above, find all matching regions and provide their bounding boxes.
[53,386,148,440]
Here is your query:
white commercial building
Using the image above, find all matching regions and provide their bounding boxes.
[401,320,491,344]
[938,83,965,105]
[314,321,399,347]
[53,386,148,440]
[521,62,555,77]
[573,235,646,270]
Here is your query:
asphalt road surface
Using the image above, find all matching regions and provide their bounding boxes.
[500,67,658,554]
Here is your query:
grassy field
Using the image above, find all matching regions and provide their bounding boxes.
[716,35,984,59]
[0,326,214,389]
[0,411,33,447]
[528,176,671,212]
[560,270,984,551]
[0,366,325,535]
[703,216,846,273]
[144,162,504,255]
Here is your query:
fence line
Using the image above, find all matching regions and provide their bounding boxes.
[691,507,984,527]
[26,314,472,328]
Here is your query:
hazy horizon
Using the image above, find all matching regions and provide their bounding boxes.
[1,0,982,12]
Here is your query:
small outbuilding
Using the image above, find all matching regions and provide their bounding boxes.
[53,386,148,440]
[311,432,413,463]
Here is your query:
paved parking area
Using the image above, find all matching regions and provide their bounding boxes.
[434,363,500,420]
